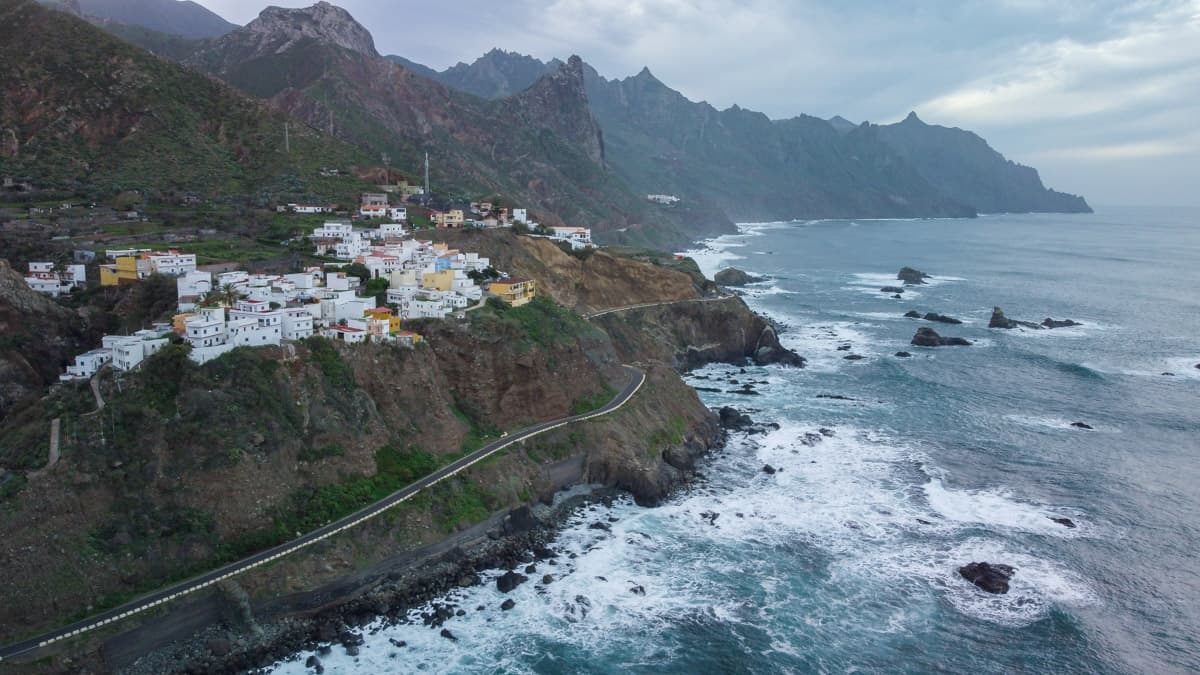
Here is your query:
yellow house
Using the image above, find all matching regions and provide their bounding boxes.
[172,312,197,335]
[364,307,403,335]
[488,278,536,307]
[435,209,465,228]
[421,269,457,292]
[99,255,149,286]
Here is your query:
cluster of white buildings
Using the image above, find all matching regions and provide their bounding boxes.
[60,325,173,382]
[647,194,681,205]
[181,299,318,364]
[24,262,87,297]
[534,226,594,251]
[359,193,407,220]
[311,221,409,260]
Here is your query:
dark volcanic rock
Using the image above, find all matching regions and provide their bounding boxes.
[989,306,1042,330]
[718,406,754,429]
[496,571,528,593]
[630,585,646,596]
[1070,422,1093,430]
[843,354,866,361]
[1051,517,1077,528]
[989,306,1017,329]
[959,562,1016,594]
[904,310,922,318]
[1042,318,1082,329]
[500,598,516,611]
[588,521,611,531]
[440,629,457,641]
[714,267,760,287]
[923,312,962,325]
[761,464,777,475]
[898,267,931,285]
[911,327,972,347]
[895,351,912,358]
[880,286,905,294]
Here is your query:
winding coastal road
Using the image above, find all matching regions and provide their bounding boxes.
[583,293,737,319]
[0,365,646,664]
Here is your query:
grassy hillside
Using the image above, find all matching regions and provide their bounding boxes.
[0,0,373,204]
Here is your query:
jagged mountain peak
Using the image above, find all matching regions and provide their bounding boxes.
[902,110,924,125]
[245,1,376,57]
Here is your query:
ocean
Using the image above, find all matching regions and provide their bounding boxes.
[270,207,1200,674]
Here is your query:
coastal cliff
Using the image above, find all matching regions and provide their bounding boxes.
[0,233,798,672]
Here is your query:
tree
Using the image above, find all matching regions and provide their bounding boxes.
[344,263,371,284]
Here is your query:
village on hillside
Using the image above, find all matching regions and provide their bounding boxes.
[20,190,594,383]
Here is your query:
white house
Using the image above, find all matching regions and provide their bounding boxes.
[184,308,229,349]
[61,349,113,381]
[323,324,367,344]
[144,251,197,276]
[25,262,87,297]
[289,204,334,214]
[387,207,407,221]
[176,270,213,311]
[281,308,316,340]
[511,208,528,223]
[647,194,681,205]
[549,226,594,250]
[104,333,169,372]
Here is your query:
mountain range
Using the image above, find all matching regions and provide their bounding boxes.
[11,0,1090,249]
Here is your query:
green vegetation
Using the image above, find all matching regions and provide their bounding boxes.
[571,385,615,415]
[451,397,499,455]
[431,478,494,534]
[470,295,599,351]
[0,1,374,204]
[303,336,356,391]
[270,445,439,538]
[647,415,687,458]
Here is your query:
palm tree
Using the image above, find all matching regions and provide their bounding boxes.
[220,283,242,307]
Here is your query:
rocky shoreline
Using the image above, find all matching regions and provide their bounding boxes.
[123,484,669,675]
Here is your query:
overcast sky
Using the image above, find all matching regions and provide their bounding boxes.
[196,0,1200,207]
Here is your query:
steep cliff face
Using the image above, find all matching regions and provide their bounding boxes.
[432,230,700,313]
[870,112,1091,214]
[0,260,89,419]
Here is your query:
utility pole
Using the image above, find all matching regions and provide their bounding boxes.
[328,109,334,136]
[381,152,391,185]
[424,152,430,200]
[284,122,290,154]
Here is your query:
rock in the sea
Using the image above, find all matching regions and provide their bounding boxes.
[881,286,905,294]
[895,351,912,358]
[843,354,866,361]
[718,406,754,429]
[588,521,611,531]
[898,267,931,285]
[1042,318,1082,329]
[440,629,457,641]
[500,599,516,611]
[989,306,1042,329]
[761,464,777,475]
[989,306,1017,329]
[959,562,1016,594]
[715,267,759,287]
[1051,517,1077,528]
[904,310,922,318]
[542,574,554,585]
[911,327,972,347]
[305,655,321,670]
[496,571,528,593]
[924,312,962,325]
[1071,422,1094,430]
[630,585,646,596]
